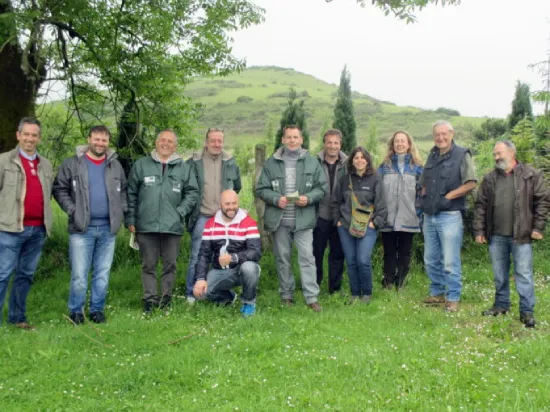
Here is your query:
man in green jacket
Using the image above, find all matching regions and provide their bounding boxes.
[256,125,327,311]
[127,130,199,312]
[185,128,241,303]
[0,117,53,329]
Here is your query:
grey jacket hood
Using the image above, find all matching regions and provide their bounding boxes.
[273,147,309,160]
[76,145,118,161]
[151,149,182,164]
[317,150,348,165]
[191,148,232,162]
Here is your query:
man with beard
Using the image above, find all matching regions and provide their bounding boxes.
[127,130,199,313]
[313,129,347,294]
[474,141,549,328]
[54,126,128,324]
[193,190,261,317]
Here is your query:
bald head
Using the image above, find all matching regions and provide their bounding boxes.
[220,190,239,221]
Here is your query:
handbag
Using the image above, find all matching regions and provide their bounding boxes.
[348,175,374,238]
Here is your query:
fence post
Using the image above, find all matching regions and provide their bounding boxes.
[253,143,271,250]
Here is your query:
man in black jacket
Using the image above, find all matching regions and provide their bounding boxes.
[193,190,262,317]
[474,141,550,328]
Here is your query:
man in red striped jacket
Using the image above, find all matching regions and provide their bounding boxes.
[193,190,262,317]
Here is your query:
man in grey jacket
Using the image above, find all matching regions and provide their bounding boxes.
[313,129,347,294]
[0,117,53,330]
[53,126,127,324]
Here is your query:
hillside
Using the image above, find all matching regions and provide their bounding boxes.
[185,66,484,153]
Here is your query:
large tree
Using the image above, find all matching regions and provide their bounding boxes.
[333,65,356,154]
[0,0,264,153]
[508,81,534,131]
[326,0,461,23]
[274,88,310,152]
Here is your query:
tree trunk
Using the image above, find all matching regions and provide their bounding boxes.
[0,1,40,152]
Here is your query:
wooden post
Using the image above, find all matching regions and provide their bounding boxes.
[253,143,271,250]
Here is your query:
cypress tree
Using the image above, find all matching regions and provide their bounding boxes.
[333,65,357,154]
[508,81,534,130]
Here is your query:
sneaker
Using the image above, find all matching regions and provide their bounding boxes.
[308,302,322,312]
[160,296,172,309]
[360,295,372,304]
[89,311,106,324]
[481,306,509,316]
[221,291,237,306]
[445,301,459,313]
[240,303,256,318]
[69,312,85,325]
[186,296,196,305]
[520,312,536,328]
[423,295,446,305]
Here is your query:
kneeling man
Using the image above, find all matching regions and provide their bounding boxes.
[193,190,262,317]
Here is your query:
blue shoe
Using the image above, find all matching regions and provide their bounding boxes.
[240,303,256,317]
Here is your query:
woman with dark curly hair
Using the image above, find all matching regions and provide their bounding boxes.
[331,146,387,303]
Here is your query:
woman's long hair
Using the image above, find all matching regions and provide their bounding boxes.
[381,131,423,167]
[347,146,375,176]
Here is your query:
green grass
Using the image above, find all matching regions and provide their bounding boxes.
[2,200,550,410]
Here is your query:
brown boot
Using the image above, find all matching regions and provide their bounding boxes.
[282,298,293,307]
[423,295,445,305]
[445,301,459,312]
[308,302,322,312]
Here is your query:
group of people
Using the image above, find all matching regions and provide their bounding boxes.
[0,117,548,330]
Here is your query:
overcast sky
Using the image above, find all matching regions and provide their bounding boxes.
[231,0,550,118]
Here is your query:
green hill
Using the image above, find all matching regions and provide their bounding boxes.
[186,66,484,153]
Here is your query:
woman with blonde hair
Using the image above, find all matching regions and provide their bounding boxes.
[377,131,423,290]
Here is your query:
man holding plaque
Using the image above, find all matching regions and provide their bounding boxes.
[256,125,327,311]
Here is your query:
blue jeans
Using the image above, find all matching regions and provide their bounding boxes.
[489,235,535,314]
[186,215,210,297]
[423,211,463,302]
[68,225,116,314]
[0,226,46,324]
[338,226,378,296]
[206,261,261,304]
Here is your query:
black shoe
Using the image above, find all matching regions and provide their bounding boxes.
[143,301,156,313]
[520,312,536,328]
[69,312,85,325]
[481,306,509,316]
[89,311,106,324]
[160,296,172,309]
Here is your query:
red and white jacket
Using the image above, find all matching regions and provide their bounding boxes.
[195,209,262,280]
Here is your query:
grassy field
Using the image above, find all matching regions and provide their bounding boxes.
[1,185,550,411]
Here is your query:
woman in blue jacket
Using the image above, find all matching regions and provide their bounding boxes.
[377,131,423,290]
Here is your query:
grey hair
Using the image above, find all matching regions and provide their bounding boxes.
[157,129,178,143]
[18,117,41,133]
[432,120,454,131]
[495,140,516,153]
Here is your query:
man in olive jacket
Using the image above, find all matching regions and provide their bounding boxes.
[127,130,199,312]
[256,125,327,311]
[54,125,128,324]
[185,128,241,303]
[0,117,53,330]
[474,140,550,328]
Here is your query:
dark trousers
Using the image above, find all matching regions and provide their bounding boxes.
[137,233,182,303]
[381,231,414,288]
[313,218,344,293]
